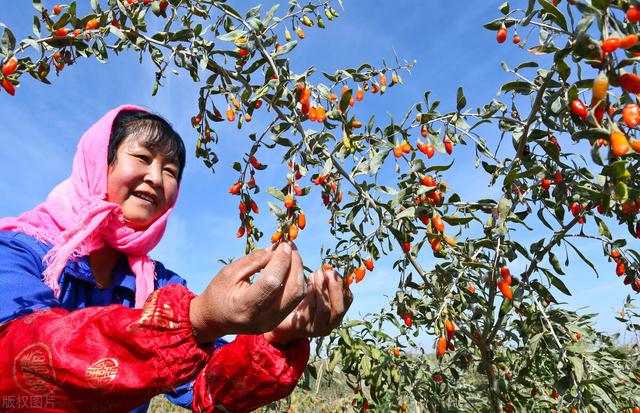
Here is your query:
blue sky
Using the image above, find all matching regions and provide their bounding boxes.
[0,1,635,343]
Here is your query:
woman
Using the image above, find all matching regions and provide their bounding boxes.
[0,105,352,412]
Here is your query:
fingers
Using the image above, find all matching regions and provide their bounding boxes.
[279,242,307,311]
[246,242,292,305]
[226,247,274,282]
[325,268,348,326]
[309,270,331,335]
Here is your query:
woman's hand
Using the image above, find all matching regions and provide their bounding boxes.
[189,242,306,344]
[263,264,353,346]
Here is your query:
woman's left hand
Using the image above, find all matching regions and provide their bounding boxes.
[264,264,353,346]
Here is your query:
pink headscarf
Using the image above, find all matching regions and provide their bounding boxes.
[0,104,178,308]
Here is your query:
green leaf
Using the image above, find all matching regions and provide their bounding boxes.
[575,14,594,36]
[550,273,571,295]
[395,207,415,220]
[263,4,279,26]
[271,135,293,147]
[273,40,297,56]
[109,26,127,42]
[568,356,584,383]
[217,29,247,41]
[592,384,614,407]
[499,2,510,14]
[595,216,611,239]
[32,0,43,12]
[605,160,628,180]
[220,4,241,19]
[245,4,261,18]
[456,86,466,111]
[267,201,286,219]
[377,185,398,195]
[339,88,353,113]
[424,160,454,173]
[557,59,571,82]
[548,252,565,275]
[0,26,16,55]
[613,181,628,201]
[266,186,285,201]
[566,240,599,277]
[442,216,474,226]
[368,148,388,176]
[500,81,535,95]
[538,0,568,31]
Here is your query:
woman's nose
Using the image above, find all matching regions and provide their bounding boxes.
[144,162,163,187]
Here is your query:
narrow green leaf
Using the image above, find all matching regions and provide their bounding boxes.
[566,240,599,277]
[456,86,466,111]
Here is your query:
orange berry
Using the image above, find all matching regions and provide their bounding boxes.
[628,5,640,23]
[85,18,99,30]
[308,106,317,122]
[1,78,15,96]
[271,230,282,243]
[444,138,453,155]
[436,336,447,357]
[346,273,354,286]
[284,194,296,209]
[433,215,445,232]
[316,105,326,122]
[602,37,620,53]
[445,319,456,341]
[497,278,513,300]
[621,34,639,49]
[229,182,242,194]
[2,58,18,76]
[430,237,441,254]
[496,25,507,43]
[402,312,412,328]
[500,265,512,284]
[288,224,299,240]
[355,265,366,283]
[611,129,631,156]
[226,107,235,122]
[297,212,306,229]
[54,27,69,37]
[365,257,374,271]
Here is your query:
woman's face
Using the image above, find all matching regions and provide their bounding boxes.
[107,134,180,230]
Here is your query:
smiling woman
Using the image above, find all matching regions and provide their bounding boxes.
[106,110,185,231]
[0,105,352,413]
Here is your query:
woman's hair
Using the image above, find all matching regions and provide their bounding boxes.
[108,110,186,181]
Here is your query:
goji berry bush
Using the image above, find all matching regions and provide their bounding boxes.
[2,0,640,412]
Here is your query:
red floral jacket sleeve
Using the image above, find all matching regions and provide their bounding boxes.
[0,283,310,413]
[192,334,310,413]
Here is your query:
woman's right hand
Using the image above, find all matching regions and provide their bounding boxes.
[189,242,306,344]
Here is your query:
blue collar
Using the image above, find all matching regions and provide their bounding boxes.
[63,254,137,292]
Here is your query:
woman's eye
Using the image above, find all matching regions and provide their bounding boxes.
[134,154,150,162]
[164,167,178,177]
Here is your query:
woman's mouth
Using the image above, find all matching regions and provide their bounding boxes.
[131,191,157,205]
